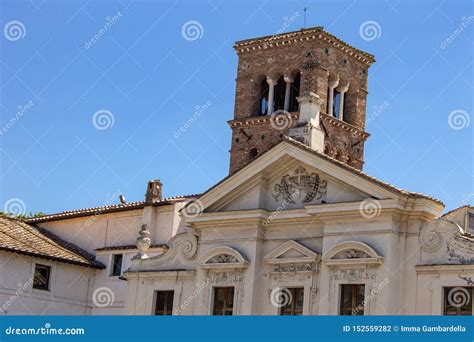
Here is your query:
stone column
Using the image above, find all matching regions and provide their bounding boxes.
[267,77,277,115]
[288,92,325,153]
[283,75,294,111]
[327,76,339,117]
[337,83,349,121]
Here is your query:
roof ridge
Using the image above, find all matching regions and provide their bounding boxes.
[188,137,443,208]
[441,204,473,218]
[282,137,443,204]
[25,193,200,223]
[35,226,100,266]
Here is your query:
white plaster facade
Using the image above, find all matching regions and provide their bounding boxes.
[0,252,96,315]
[123,141,474,316]
[1,147,473,316]
[0,199,189,315]
[1,26,472,317]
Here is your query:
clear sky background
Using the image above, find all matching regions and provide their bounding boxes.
[0,0,472,215]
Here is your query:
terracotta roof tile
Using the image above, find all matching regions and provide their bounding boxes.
[441,205,474,218]
[25,194,200,224]
[190,138,443,208]
[283,137,443,205]
[0,216,104,269]
[234,26,375,65]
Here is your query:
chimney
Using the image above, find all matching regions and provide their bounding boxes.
[289,92,325,153]
[145,179,163,203]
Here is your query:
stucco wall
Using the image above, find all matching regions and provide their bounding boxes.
[0,252,95,315]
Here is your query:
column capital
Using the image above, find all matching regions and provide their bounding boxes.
[284,75,294,84]
[266,77,278,86]
[336,82,349,93]
[328,75,340,89]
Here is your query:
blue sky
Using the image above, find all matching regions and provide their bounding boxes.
[0,0,472,215]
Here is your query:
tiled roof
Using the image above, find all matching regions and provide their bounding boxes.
[25,195,200,224]
[283,138,444,205]
[441,205,473,218]
[234,26,375,65]
[0,216,104,269]
[191,137,443,208]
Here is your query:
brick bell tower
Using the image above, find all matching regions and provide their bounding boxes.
[228,27,375,174]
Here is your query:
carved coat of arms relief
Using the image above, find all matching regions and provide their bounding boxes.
[272,166,327,204]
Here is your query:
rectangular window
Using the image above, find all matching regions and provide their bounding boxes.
[280,287,304,316]
[111,254,123,276]
[340,284,365,315]
[444,287,473,315]
[33,264,51,291]
[212,287,234,315]
[154,290,174,315]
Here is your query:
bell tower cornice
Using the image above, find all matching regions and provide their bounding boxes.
[234,26,375,66]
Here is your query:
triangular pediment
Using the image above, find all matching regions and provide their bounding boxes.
[277,249,307,259]
[182,139,442,220]
[265,240,320,264]
[215,162,370,212]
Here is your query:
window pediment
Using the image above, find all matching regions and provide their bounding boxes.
[200,246,249,270]
[208,255,239,264]
[265,240,320,265]
[332,249,371,259]
[323,241,383,265]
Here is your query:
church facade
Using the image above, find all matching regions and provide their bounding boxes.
[1,27,473,316]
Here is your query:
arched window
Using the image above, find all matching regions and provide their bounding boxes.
[273,76,286,112]
[289,72,300,112]
[327,79,349,121]
[332,90,341,118]
[249,148,258,161]
[258,79,269,116]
